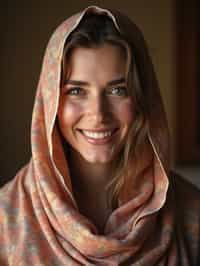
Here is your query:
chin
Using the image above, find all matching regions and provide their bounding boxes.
[81,153,115,164]
[84,157,113,164]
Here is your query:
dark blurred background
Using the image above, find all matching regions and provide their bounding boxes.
[0,0,199,187]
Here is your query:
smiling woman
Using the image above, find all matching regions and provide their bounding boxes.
[0,5,200,266]
[58,40,135,232]
[58,44,133,163]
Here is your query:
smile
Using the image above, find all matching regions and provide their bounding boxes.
[78,128,118,144]
[82,130,113,139]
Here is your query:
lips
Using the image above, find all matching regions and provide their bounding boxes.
[82,130,112,139]
[77,128,118,144]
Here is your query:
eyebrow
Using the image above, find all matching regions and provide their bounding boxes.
[64,77,126,86]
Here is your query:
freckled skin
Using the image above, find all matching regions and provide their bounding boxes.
[57,44,134,164]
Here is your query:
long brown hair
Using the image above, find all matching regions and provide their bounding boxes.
[61,13,149,208]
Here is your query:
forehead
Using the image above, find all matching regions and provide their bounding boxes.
[65,44,127,84]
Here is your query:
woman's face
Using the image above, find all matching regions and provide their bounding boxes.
[57,43,134,164]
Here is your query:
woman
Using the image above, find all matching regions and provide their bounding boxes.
[0,5,199,265]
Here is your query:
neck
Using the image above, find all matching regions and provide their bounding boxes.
[67,149,116,233]
[68,150,114,194]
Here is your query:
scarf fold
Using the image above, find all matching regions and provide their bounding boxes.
[0,5,199,266]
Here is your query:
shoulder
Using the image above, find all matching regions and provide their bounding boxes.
[0,164,29,198]
[169,171,200,262]
[170,170,200,206]
[167,171,200,231]
[170,171,200,243]
[0,163,31,226]
[0,163,34,263]
[169,170,200,220]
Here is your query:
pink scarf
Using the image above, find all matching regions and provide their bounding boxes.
[0,6,199,265]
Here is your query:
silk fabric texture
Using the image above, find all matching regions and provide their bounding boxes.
[0,6,200,266]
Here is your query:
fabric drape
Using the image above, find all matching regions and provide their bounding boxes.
[0,6,200,266]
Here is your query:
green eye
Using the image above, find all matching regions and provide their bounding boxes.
[66,87,84,95]
[110,86,128,96]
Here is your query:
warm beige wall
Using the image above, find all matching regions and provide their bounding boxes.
[0,0,175,185]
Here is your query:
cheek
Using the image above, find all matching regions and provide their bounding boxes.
[57,100,83,129]
[112,99,134,125]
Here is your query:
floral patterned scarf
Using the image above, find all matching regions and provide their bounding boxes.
[0,6,199,266]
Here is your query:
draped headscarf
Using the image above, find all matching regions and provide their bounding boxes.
[0,6,200,265]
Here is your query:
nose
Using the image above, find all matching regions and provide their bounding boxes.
[87,94,109,123]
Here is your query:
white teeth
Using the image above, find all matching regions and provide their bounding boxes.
[82,130,113,139]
